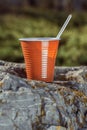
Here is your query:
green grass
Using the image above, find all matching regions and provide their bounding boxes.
[0,8,87,66]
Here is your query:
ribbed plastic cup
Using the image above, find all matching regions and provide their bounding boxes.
[19,38,59,82]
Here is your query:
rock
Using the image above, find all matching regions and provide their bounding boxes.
[0,60,26,78]
[47,126,66,130]
[54,66,87,83]
[1,73,29,91]
[54,66,87,96]
[0,60,87,130]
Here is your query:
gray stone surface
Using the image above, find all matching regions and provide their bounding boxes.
[0,60,87,130]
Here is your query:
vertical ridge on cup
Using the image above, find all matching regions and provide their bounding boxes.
[21,42,32,79]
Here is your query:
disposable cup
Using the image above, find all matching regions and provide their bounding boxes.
[19,37,59,82]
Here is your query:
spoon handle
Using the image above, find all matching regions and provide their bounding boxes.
[56,14,72,39]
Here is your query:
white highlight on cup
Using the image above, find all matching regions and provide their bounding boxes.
[42,41,49,78]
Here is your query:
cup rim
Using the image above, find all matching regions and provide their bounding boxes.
[19,37,60,41]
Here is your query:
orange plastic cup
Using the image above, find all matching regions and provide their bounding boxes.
[19,38,59,82]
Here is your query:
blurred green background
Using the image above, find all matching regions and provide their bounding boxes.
[0,0,87,66]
